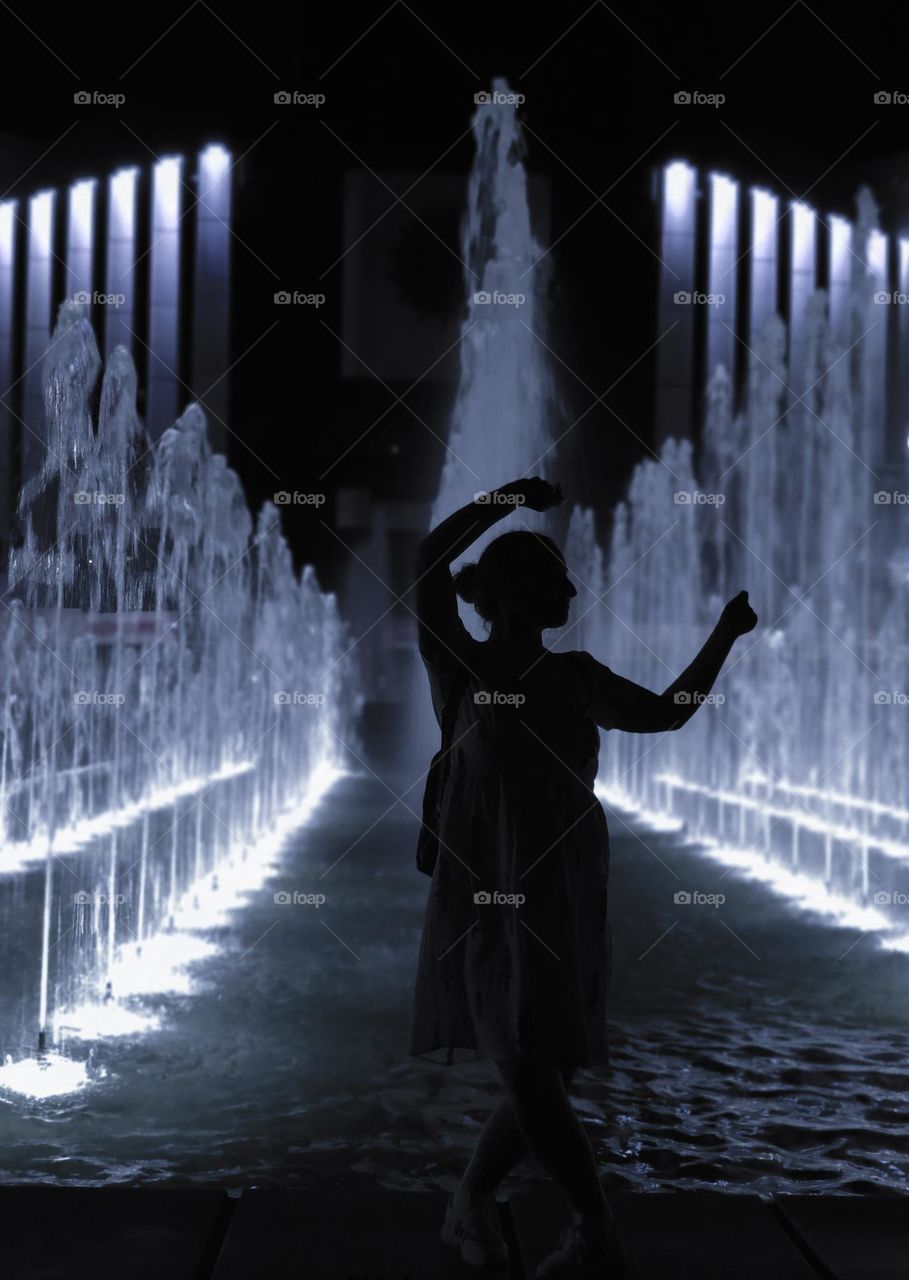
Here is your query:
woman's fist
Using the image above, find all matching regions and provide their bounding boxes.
[719,590,758,639]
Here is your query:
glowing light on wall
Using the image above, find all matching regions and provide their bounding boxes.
[66,178,96,302]
[748,187,779,339]
[655,160,698,445]
[192,143,232,450]
[23,190,56,480]
[705,172,739,387]
[0,201,16,538]
[787,201,817,397]
[104,166,138,357]
[828,214,852,340]
[663,160,696,222]
[147,155,183,439]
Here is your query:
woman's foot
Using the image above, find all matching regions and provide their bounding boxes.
[440,1185,509,1268]
[534,1216,625,1279]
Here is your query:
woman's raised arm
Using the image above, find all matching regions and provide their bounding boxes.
[414,478,561,669]
[577,591,757,733]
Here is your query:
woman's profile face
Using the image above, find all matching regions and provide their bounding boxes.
[536,559,577,629]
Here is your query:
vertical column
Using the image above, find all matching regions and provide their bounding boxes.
[66,178,96,307]
[191,143,232,453]
[0,201,16,548]
[748,187,779,344]
[654,160,697,447]
[146,155,183,440]
[895,238,909,465]
[705,172,739,389]
[787,201,817,399]
[865,228,889,469]
[827,215,852,344]
[105,166,138,358]
[22,190,56,481]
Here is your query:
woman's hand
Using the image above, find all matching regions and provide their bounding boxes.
[498,476,563,512]
[718,590,758,639]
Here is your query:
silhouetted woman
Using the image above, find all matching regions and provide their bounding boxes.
[410,477,757,1278]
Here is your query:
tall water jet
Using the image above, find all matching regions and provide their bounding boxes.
[409,78,563,771]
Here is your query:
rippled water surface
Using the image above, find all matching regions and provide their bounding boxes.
[2,771,909,1195]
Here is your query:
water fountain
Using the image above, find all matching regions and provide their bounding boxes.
[0,301,361,1095]
[579,188,909,947]
[418,83,909,952]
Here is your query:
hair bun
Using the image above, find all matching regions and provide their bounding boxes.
[453,562,480,605]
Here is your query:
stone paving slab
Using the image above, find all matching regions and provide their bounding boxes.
[0,1185,228,1280]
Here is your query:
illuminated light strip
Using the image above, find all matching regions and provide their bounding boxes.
[0,759,254,875]
[650,772,909,861]
[0,761,347,1097]
[596,782,909,949]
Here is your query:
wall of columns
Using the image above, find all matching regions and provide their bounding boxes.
[653,158,905,468]
[0,143,232,545]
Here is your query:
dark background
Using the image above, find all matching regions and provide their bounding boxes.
[0,0,905,587]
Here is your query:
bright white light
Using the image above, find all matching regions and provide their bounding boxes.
[0,201,16,267]
[750,188,778,257]
[108,167,138,239]
[829,215,851,283]
[663,161,696,224]
[67,179,95,249]
[867,229,888,289]
[200,143,231,181]
[0,1051,91,1100]
[29,191,54,258]
[790,201,816,272]
[708,172,737,246]
[152,156,183,230]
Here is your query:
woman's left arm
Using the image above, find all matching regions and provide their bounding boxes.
[578,591,757,733]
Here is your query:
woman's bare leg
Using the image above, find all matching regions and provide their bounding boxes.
[456,1065,577,1203]
[494,1058,616,1246]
